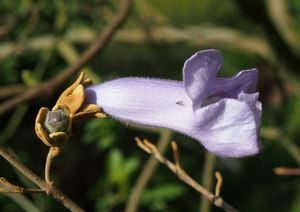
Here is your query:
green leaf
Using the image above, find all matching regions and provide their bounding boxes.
[83,118,117,150]
[141,183,186,211]
[106,149,140,185]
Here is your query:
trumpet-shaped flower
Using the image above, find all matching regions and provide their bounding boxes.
[85,49,262,157]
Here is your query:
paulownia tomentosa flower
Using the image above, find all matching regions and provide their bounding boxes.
[85,49,262,157]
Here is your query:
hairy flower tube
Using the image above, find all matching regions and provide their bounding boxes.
[85,49,262,157]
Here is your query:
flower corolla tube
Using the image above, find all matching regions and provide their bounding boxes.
[85,49,262,157]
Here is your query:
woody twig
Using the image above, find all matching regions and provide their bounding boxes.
[135,137,239,212]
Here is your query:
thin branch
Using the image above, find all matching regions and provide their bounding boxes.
[274,167,300,176]
[234,0,300,74]
[125,130,172,212]
[0,0,132,117]
[261,127,300,166]
[0,0,43,62]
[0,85,28,99]
[0,25,275,66]
[136,138,239,212]
[0,188,44,194]
[56,39,101,83]
[266,0,300,55]
[115,25,275,63]
[0,144,84,212]
[281,138,300,166]
[1,147,49,210]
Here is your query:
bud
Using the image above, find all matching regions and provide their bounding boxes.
[44,110,70,133]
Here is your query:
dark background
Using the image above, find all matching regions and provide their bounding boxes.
[1,0,300,211]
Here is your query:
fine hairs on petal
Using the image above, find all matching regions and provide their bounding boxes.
[85,49,262,158]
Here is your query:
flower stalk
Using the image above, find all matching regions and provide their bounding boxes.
[35,72,105,185]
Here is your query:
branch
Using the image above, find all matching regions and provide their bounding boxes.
[0,84,28,99]
[262,127,300,167]
[234,0,300,74]
[0,177,44,193]
[120,25,274,62]
[125,130,172,212]
[274,167,300,176]
[0,188,44,194]
[0,0,132,117]
[0,144,84,211]
[135,137,238,212]
[266,0,300,56]
[0,0,43,63]
[0,24,275,66]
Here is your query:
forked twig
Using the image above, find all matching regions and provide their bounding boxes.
[0,1,133,209]
[0,144,84,211]
[135,137,239,212]
[0,177,44,193]
[125,130,172,212]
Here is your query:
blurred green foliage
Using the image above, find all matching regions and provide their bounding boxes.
[83,119,119,150]
[141,183,186,211]
[0,57,18,84]
[289,0,300,34]
[1,0,300,212]
[151,0,236,25]
[89,148,140,211]
[285,97,300,139]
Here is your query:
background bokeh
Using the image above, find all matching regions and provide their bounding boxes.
[1,0,300,211]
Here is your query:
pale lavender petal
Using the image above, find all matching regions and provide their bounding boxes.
[238,92,262,137]
[85,78,261,158]
[183,49,223,109]
[85,78,195,132]
[85,49,262,158]
[208,69,258,98]
[191,93,261,157]
[238,91,260,108]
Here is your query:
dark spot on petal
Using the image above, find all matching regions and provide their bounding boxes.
[176,101,185,106]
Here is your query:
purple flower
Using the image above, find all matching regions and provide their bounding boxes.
[85,49,262,157]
